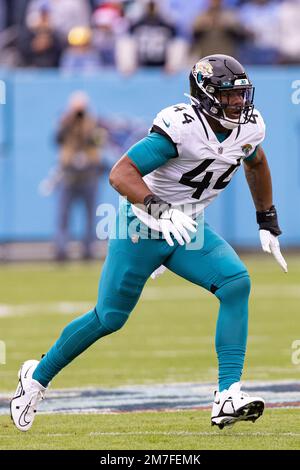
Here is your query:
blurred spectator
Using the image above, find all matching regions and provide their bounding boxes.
[160,0,207,40]
[1,0,298,69]
[135,0,246,40]
[60,26,101,73]
[92,3,129,66]
[0,45,21,68]
[118,0,188,73]
[239,0,280,65]
[0,0,30,67]
[128,0,177,67]
[55,91,106,261]
[26,0,91,41]
[2,0,29,29]
[278,0,300,64]
[19,3,62,67]
[0,0,6,32]
[0,24,21,68]
[191,0,249,60]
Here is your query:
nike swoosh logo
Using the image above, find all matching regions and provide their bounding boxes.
[18,404,32,428]
[162,118,170,128]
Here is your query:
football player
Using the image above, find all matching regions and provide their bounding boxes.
[11,55,287,431]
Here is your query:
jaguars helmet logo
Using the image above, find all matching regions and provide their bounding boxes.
[193,61,214,83]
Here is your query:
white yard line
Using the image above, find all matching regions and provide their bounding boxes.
[89,431,300,437]
[1,284,299,318]
[1,431,298,438]
[0,302,93,317]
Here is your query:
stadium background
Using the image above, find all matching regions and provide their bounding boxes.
[0,68,300,248]
[0,0,300,451]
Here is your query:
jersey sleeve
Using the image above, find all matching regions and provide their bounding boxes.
[152,104,185,145]
[243,109,266,162]
[126,131,178,176]
[244,145,259,162]
[253,108,266,146]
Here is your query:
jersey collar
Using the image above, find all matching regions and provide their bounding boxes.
[192,106,241,145]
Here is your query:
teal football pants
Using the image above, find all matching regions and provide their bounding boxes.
[33,208,250,391]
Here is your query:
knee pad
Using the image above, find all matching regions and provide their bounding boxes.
[96,264,147,333]
[215,274,251,304]
[96,286,137,333]
[97,307,129,333]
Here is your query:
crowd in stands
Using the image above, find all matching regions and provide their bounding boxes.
[0,0,299,71]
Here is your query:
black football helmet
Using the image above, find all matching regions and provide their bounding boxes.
[189,54,255,129]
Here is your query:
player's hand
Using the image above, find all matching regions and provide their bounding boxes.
[143,194,197,246]
[259,229,288,273]
[159,208,197,246]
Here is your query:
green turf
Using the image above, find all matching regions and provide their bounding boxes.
[0,256,299,390]
[0,255,300,450]
[0,409,299,450]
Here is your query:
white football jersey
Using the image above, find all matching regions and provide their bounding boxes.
[132,102,265,230]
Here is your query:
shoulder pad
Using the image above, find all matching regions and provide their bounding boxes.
[152,103,189,144]
[247,108,266,145]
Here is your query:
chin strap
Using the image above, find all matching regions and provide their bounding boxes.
[184,93,200,107]
[219,117,240,130]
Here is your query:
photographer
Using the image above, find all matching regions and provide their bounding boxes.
[55,91,106,261]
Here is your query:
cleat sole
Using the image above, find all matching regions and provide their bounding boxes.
[211,400,265,429]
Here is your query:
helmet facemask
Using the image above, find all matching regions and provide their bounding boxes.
[216,86,255,129]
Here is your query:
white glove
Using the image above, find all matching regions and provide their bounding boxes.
[259,229,288,273]
[159,208,197,246]
[151,265,167,280]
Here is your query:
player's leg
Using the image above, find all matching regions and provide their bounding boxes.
[165,221,250,390]
[11,210,169,431]
[164,222,264,427]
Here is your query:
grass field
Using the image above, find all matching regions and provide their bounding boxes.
[0,410,300,450]
[0,254,299,450]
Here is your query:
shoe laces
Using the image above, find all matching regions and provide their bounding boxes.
[28,387,45,411]
[239,390,250,399]
[236,383,250,399]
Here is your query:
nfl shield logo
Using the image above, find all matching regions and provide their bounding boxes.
[218,147,223,154]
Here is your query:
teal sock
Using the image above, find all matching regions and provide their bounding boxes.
[216,345,246,392]
[215,276,250,392]
[32,308,111,387]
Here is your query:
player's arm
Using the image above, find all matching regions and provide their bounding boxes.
[243,145,273,211]
[110,130,177,204]
[109,154,152,204]
[109,131,197,246]
[243,146,287,272]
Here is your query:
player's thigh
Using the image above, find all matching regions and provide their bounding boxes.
[96,214,168,329]
[164,223,248,293]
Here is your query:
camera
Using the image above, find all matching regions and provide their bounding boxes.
[75,110,85,119]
